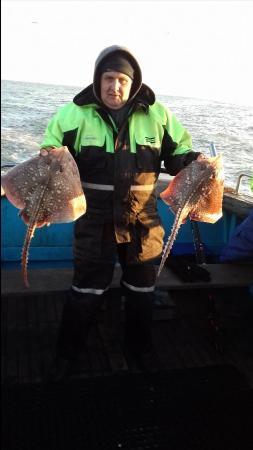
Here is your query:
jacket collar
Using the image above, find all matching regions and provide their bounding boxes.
[73,83,156,112]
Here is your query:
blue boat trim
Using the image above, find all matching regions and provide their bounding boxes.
[1,195,249,267]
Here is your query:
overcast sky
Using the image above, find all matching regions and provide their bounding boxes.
[2,0,253,106]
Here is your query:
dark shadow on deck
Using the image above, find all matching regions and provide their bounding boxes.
[2,286,253,449]
[1,287,253,384]
[2,366,253,450]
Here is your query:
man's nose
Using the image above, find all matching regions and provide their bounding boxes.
[111,79,120,91]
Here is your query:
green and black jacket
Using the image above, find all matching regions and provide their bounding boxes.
[41,46,200,246]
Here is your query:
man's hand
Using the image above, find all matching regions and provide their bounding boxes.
[40,147,60,157]
[40,146,68,163]
[197,153,208,162]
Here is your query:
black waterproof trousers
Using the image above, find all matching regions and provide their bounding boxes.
[56,213,160,359]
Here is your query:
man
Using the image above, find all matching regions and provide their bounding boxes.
[41,45,201,379]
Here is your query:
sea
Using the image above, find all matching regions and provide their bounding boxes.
[1,79,253,196]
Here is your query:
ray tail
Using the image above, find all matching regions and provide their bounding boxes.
[20,182,48,287]
[22,222,37,288]
[157,209,183,277]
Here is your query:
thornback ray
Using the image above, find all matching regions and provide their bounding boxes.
[1,146,86,287]
[157,155,224,276]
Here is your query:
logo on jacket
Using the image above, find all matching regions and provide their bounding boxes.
[145,137,156,144]
[82,135,97,142]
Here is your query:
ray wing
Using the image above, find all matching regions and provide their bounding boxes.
[1,155,46,210]
[160,155,224,222]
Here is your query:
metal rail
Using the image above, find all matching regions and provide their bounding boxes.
[235,172,252,195]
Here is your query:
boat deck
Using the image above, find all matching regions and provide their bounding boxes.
[2,267,253,450]
[2,268,253,386]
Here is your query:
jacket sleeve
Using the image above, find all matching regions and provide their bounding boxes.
[40,110,64,149]
[160,107,201,176]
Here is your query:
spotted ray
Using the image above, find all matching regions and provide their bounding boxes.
[157,155,224,276]
[1,146,86,287]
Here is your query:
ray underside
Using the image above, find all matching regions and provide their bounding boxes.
[157,156,224,276]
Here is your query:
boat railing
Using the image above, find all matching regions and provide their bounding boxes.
[234,171,252,195]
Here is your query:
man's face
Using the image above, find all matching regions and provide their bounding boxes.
[100,71,133,109]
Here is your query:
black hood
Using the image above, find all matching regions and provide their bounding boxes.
[73,46,156,108]
[93,45,143,104]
